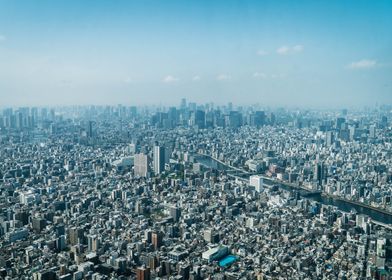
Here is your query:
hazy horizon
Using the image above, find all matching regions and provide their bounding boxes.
[0,0,391,107]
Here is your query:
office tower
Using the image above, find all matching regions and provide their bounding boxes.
[369,125,376,138]
[87,121,94,138]
[380,116,388,128]
[314,163,327,186]
[188,102,196,111]
[195,110,205,128]
[56,235,66,251]
[169,205,181,222]
[250,111,266,127]
[226,111,242,128]
[87,235,100,252]
[49,109,55,121]
[40,108,48,120]
[335,117,345,130]
[152,231,163,250]
[16,111,23,129]
[228,102,233,112]
[326,131,334,146]
[168,107,178,127]
[203,229,217,243]
[134,154,149,177]
[136,266,150,280]
[180,98,187,110]
[205,111,214,128]
[339,129,350,142]
[154,145,165,175]
[148,255,158,270]
[69,227,83,246]
[249,175,263,192]
[190,110,205,129]
[32,217,46,233]
[130,106,137,118]
[203,229,213,243]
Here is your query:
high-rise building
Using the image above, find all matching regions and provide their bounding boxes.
[335,117,345,130]
[69,227,83,245]
[152,231,163,250]
[180,98,187,110]
[190,110,205,128]
[203,228,219,243]
[87,121,94,138]
[226,111,242,128]
[87,235,100,252]
[326,131,334,146]
[56,235,66,251]
[169,205,181,222]
[134,153,149,177]
[249,175,264,192]
[136,266,150,280]
[154,145,165,175]
[249,111,265,127]
[32,217,46,233]
[314,163,327,186]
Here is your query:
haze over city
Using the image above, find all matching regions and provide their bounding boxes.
[1,1,392,280]
[0,0,391,107]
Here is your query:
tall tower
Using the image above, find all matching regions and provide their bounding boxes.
[134,154,149,177]
[154,145,165,175]
[87,121,94,138]
[136,266,151,280]
[151,231,163,250]
[180,98,187,110]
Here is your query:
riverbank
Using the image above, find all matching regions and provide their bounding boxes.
[195,153,392,224]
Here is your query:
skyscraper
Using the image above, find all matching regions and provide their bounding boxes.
[151,231,163,250]
[154,145,165,175]
[87,121,94,138]
[326,131,334,146]
[136,266,151,280]
[87,235,100,252]
[314,163,327,186]
[169,205,181,222]
[180,98,187,110]
[134,153,149,177]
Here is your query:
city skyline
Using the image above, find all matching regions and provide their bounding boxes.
[0,0,391,107]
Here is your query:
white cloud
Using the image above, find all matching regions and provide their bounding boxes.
[347,59,377,69]
[276,45,303,55]
[192,75,201,81]
[277,46,290,55]
[216,74,231,81]
[0,35,6,41]
[162,75,179,83]
[253,72,267,79]
[256,49,268,56]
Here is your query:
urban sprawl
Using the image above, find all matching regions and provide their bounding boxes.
[0,100,392,280]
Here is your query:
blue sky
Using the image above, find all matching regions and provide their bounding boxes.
[0,0,391,107]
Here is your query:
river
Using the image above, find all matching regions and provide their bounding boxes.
[195,155,392,224]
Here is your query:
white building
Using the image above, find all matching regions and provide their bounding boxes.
[202,246,229,262]
[249,175,264,192]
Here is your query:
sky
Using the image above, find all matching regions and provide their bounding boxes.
[0,0,391,108]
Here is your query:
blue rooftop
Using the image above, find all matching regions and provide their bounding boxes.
[218,255,237,267]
